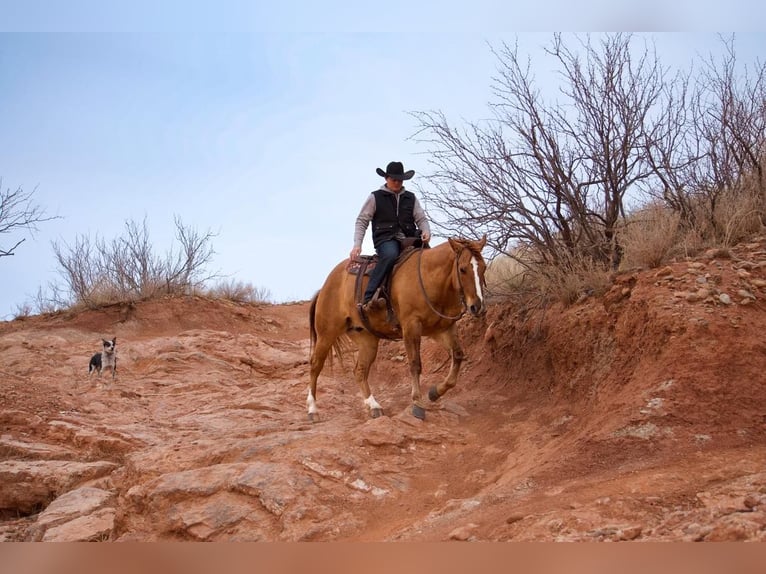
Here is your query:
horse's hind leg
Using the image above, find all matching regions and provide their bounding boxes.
[308,337,334,422]
[350,333,383,418]
[428,325,465,402]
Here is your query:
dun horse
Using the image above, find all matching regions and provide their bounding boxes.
[308,236,487,421]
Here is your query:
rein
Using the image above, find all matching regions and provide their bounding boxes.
[417,246,466,321]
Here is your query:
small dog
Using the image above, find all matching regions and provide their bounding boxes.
[89,337,117,380]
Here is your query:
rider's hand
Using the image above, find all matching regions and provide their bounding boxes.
[421,232,431,244]
[350,246,361,260]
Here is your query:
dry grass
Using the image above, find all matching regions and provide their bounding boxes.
[485,253,528,300]
[710,185,764,246]
[203,279,272,304]
[489,165,765,309]
[617,203,684,270]
[532,256,614,305]
[486,247,613,308]
[618,183,764,273]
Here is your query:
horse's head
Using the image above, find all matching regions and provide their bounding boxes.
[448,235,488,317]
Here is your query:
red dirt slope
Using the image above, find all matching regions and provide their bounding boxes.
[1,237,766,541]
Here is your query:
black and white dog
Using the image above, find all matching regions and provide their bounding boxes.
[89,337,117,380]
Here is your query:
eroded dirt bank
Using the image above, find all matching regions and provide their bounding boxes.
[2,237,766,541]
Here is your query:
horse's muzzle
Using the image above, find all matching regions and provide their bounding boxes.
[469,303,485,317]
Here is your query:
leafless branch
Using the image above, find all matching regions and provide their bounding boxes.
[411,33,668,271]
[0,181,59,258]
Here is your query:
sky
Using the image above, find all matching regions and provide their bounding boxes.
[1,3,765,319]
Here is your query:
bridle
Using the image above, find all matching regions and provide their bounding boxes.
[416,245,468,321]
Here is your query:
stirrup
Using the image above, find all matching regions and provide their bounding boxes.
[363,298,386,312]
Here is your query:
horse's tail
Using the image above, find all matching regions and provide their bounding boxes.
[308,288,349,370]
[309,290,319,355]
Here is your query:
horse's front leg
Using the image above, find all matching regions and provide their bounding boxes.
[428,325,465,402]
[403,329,427,420]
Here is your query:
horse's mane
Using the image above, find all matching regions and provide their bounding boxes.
[450,237,484,258]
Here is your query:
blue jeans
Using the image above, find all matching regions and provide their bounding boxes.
[364,239,401,302]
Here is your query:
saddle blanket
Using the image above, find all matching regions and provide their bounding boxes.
[346,256,377,275]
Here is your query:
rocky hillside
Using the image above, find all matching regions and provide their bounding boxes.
[2,237,766,541]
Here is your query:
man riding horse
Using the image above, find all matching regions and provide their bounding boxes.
[349,161,431,312]
[308,160,486,422]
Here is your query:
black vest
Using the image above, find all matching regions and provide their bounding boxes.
[371,189,418,248]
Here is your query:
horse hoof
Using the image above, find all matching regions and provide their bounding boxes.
[371,408,383,419]
[308,412,319,423]
[412,405,426,420]
[428,386,440,402]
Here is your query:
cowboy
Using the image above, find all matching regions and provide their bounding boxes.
[350,161,432,310]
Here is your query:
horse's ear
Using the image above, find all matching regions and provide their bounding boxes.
[479,235,487,249]
[448,237,461,252]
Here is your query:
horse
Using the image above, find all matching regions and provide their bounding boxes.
[307,236,487,422]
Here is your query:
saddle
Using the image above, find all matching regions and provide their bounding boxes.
[346,237,426,276]
[347,238,428,338]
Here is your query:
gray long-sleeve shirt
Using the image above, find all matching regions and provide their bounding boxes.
[353,185,431,248]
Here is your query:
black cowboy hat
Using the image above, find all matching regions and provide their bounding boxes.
[376,161,415,181]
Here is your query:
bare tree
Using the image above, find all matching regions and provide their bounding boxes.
[0,181,58,258]
[411,33,668,272]
[100,217,161,298]
[52,234,100,304]
[698,36,765,186]
[689,35,766,237]
[642,68,700,227]
[51,216,218,308]
[646,35,766,239]
[164,214,218,293]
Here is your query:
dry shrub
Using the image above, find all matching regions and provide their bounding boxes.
[488,245,612,307]
[711,184,764,246]
[82,281,134,308]
[50,216,217,310]
[530,256,614,306]
[618,203,682,270]
[204,279,272,304]
[485,253,528,300]
[472,167,763,310]
[620,175,764,272]
[673,226,710,260]
[670,183,764,251]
